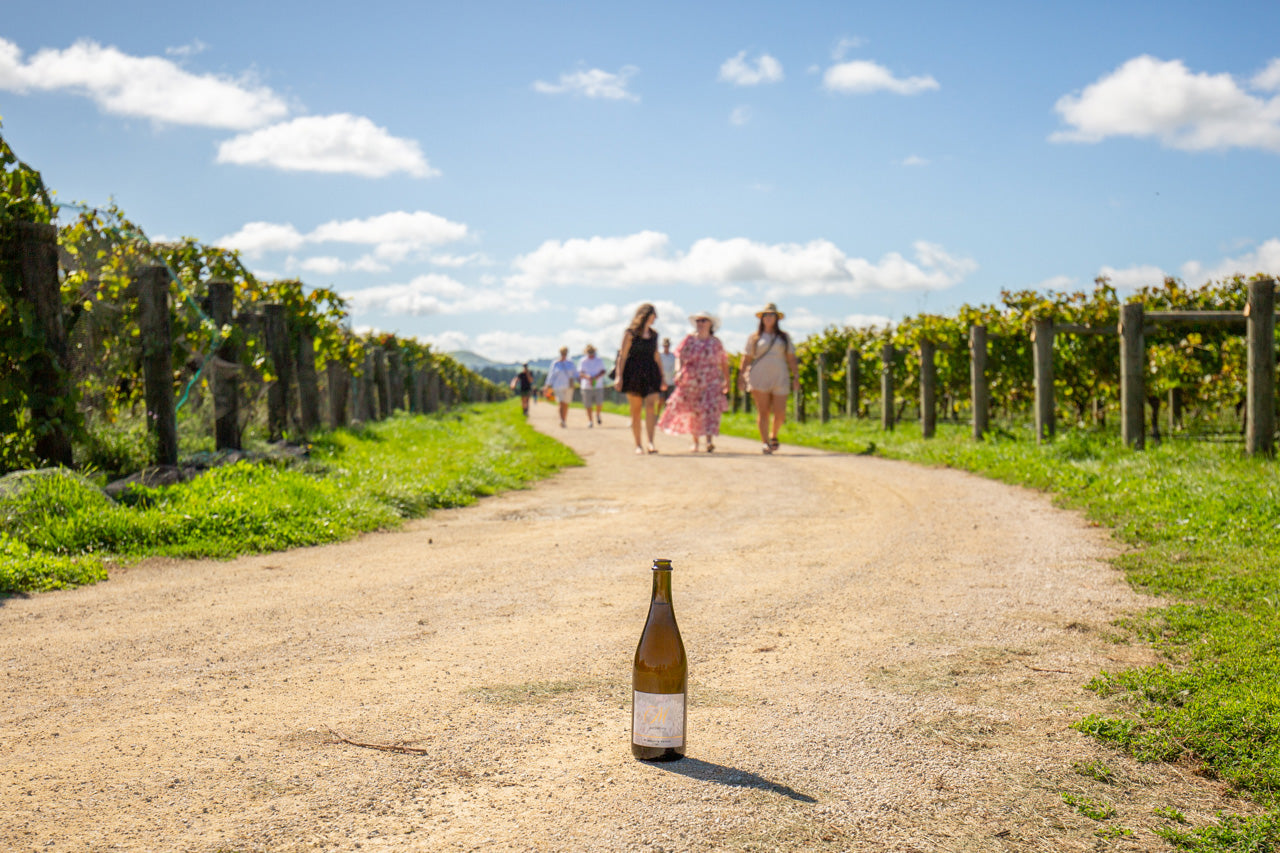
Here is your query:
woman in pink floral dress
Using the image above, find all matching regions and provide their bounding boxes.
[658,311,730,452]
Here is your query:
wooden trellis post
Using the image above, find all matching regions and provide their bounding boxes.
[1032,319,1054,443]
[262,303,294,442]
[817,352,829,423]
[845,347,860,418]
[1246,278,1276,457]
[327,360,350,429]
[880,342,895,432]
[373,347,389,420]
[969,324,989,441]
[1120,302,1145,450]
[295,332,321,434]
[920,339,936,439]
[207,279,240,450]
[137,265,178,465]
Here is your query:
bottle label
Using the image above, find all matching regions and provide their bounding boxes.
[632,690,685,748]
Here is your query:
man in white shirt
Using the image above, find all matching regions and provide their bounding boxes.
[578,344,607,427]
[658,338,676,415]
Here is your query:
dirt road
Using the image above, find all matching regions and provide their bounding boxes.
[0,404,1247,851]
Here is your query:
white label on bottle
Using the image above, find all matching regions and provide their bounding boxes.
[632,690,685,748]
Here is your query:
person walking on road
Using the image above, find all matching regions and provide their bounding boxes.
[614,303,666,454]
[659,311,730,453]
[510,363,535,416]
[578,344,607,427]
[545,346,578,428]
[739,303,798,454]
[657,337,676,416]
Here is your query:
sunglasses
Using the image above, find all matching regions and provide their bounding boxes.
[695,318,710,324]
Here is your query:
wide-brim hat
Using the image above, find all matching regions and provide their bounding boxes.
[755,302,785,320]
[688,310,719,332]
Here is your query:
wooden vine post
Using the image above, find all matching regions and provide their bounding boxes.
[373,347,390,419]
[387,349,404,413]
[969,324,989,440]
[326,359,350,429]
[845,346,860,418]
[880,342,895,431]
[136,265,178,465]
[1,222,74,466]
[1246,277,1276,457]
[262,303,293,442]
[1120,302,1145,450]
[207,279,240,451]
[295,330,321,434]
[1032,318,1054,443]
[919,339,936,439]
[817,352,829,423]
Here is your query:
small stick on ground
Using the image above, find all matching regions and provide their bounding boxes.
[1025,664,1075,674]
[325,725,430,755]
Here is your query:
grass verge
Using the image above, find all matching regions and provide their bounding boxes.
[718,411,1280,851]
[0,403,580,594]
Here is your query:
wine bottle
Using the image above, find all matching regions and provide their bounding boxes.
[632,557,687,761]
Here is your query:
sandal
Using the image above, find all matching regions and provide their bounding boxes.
[634,446,645,455]
[769,437,780,451]
[706,440,715,453]
[647,445,658,454]
[762,443,773,455]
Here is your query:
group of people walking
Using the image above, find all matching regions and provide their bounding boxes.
[521,302,798,456]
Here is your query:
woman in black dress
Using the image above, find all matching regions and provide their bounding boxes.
[614,303,666,454]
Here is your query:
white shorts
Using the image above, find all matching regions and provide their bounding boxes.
[554,388,575,405]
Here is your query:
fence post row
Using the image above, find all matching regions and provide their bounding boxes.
[969,325,989,441]
[1246,278,1276,457]
[845,347,860,418]
[137,265,178,466]
[880,343,895,431]
[327,360,350,429]
[919,339,936,439]
[387,349,404,413]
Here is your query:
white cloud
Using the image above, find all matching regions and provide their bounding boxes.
[1051,55,1280,152]
[719,52,783,86]
[288,254,391,276]
[533,66,639,101]
[823,60,939,95]
[576,304,623,327]
[219,210,468,263]
[295,256,347,276]
[832,37,867,61]
[217,221,306,257]
[216,113,437,177]
[342,275,545,317]
[1254,59,1280,92]
[0,37,287,129]
[899,155,929,166]
[730,106,752,126]
[843,312,894,329]
[429,252,489,268]
[1180,238,1280,284]
[165,40,208,59]
[1035,275,1077,291]
[509,231,975,294]
[1098,264,1167,290]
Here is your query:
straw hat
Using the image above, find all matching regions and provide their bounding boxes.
[755,302,785,319]
[688,310,719,332]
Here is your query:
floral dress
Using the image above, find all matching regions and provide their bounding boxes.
[658,335,729,436]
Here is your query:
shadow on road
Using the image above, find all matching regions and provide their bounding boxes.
[647,756,817,803]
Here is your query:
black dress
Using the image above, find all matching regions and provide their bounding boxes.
[621,330,662,396]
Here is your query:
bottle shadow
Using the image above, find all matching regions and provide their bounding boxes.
[648,756,816,803]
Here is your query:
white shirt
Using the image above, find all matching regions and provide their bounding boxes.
[578,355,606,389]
[547,359,576,390]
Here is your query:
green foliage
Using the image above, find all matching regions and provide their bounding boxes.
[1155,814,1280,852]
[0,404,577,593]
[1062,792,1116,820]
[1073,759,1118,785]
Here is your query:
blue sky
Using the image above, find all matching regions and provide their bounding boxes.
[3,0,1279,362]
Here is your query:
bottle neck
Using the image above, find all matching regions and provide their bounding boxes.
[651,569,673,605]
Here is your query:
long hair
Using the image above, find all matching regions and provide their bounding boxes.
[627,303,656,337]
[755,313,788,345]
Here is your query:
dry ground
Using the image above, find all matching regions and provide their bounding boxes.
[0,402,1254,852]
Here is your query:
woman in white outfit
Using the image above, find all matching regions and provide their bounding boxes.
[738,303,798,454]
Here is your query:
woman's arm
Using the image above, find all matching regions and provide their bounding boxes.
[738,334,756,389]
[786,339,800,390]
[654,340,666,389]
[613,331,632,390]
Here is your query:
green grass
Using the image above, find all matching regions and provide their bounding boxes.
[0,403,579,594]
[717,411,1280,849]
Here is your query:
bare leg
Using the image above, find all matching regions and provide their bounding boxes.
[628,394,644,450]
[559,401,569,426]
[643,393,660,450]
[751,390,772,444]
[769,393,788,443]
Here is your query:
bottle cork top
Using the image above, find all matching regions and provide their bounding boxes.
[651,558,672,571]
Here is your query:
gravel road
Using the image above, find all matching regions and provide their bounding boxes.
[0,404,1252,852]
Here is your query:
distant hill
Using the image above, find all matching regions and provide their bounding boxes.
[447,350,505,370]
[447,350,614,386]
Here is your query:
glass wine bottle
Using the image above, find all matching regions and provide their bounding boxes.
[631,557,687,761]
